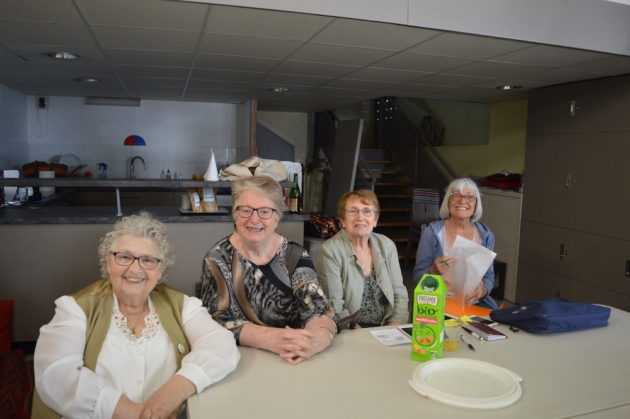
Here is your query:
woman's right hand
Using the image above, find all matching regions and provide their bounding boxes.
[430,256,456,276]
[270,326,317,365]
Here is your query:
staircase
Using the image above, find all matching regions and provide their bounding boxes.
[356,148,413,262]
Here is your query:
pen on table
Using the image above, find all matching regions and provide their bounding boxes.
[462,326,483,341]
[459,334,476,351]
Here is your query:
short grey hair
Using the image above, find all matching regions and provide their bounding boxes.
[439,177,483,222]
[231,175,284,221]
[97,212,174,281]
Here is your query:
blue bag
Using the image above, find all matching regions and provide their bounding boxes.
[490,298,611,333]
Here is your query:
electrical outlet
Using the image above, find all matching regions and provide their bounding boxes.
[37,96,47,109]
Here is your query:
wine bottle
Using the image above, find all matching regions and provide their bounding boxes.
[289,174,300,213]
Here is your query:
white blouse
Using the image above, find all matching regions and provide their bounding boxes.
[34,294,240,418]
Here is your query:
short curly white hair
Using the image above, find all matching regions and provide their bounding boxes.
[97,212,174,282]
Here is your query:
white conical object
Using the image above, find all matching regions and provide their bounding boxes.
[204,152,219,181]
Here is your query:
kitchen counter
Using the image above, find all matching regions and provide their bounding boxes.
[0,205,309,224]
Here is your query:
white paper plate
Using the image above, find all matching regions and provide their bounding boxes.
[409,358,522,409]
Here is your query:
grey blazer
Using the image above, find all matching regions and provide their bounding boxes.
[315,229,409,324]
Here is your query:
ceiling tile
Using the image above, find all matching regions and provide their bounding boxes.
[324,78,392,90]
[77,0,208,31]
[411,73,496,88]
[0,21,95,47]
[345,67,430,83]
[0,0,82,23]
[407,33,530,59]
[492,45,610,67]
[199,34,302,59]
[311,18,440,50]
[126,86,184,98]
[191,68,263,82]
[261,73,330,87]
[272,60,359,78]
[450,61,549,78]
[120,76,186,88]
[289,43,392,66]
[30,61,113,77]
[205,6,331,41]
[106,50,193,67]
[186,79,252,91]
[196,54,279,72]
[375,52,475,72]
[115,65,190,78]
[92,27,199,52]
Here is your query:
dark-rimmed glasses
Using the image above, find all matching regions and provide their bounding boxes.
[450,192,477,202]
[111,252,161,270]
[235,206,277,219]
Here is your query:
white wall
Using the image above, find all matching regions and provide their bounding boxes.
[0,85,28,170]
[13,96,250,178]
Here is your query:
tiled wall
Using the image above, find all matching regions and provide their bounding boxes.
[2,91,251,178]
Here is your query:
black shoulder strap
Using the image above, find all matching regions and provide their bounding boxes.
[285,242,304,276]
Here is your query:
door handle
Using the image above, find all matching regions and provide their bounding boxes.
[560,244,568,260]
[564,173,576,189]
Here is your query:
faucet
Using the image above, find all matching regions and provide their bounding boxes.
[128,156,146,179]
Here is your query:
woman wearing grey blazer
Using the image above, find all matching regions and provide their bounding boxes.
[316,190,409,327]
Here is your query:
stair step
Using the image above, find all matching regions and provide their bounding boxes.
[379,208,410,212]
[390,237,409,243]
[377,221,411,227]
[364,160,393,164]
[359,169,402,175]
[378,194,410,199]
[375,182,412,187]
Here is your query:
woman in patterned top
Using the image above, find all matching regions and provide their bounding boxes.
[200,176,336,365]
[316,190,409,328]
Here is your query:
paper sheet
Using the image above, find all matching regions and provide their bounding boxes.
[370,329,412,346]
[449,235,496,311]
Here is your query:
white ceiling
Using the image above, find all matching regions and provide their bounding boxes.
[1,0,630,112]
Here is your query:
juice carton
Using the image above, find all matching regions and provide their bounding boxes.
[411,274,446,362]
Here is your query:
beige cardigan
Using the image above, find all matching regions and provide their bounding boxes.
[315,230,409,324]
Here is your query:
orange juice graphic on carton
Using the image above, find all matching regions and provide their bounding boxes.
[411,274,446,362]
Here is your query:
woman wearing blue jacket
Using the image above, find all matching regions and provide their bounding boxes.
[413,178,497,309]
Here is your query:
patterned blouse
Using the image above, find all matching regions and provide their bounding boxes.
[357,269,387,327]
[200,236,333,341]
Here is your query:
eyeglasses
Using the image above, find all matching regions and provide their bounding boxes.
[344,207,377,217]
[235,206,277,219]
[111,252,161,270]
[450,192,477,202]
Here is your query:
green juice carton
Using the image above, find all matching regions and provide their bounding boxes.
[411,274,447,362]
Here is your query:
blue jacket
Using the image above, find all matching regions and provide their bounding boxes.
[413,220,497,309]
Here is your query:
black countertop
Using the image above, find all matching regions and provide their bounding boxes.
[0,206,309,225]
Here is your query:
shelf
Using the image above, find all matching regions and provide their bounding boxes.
[0,178,292,188]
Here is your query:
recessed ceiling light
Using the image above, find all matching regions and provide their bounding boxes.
[496,85,523,91]
[74,77,99,84]
[44,51,79,60]
[269,87,290,93]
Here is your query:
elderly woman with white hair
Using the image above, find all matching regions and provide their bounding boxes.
[33,212,239,418]
[413,178,497,309]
